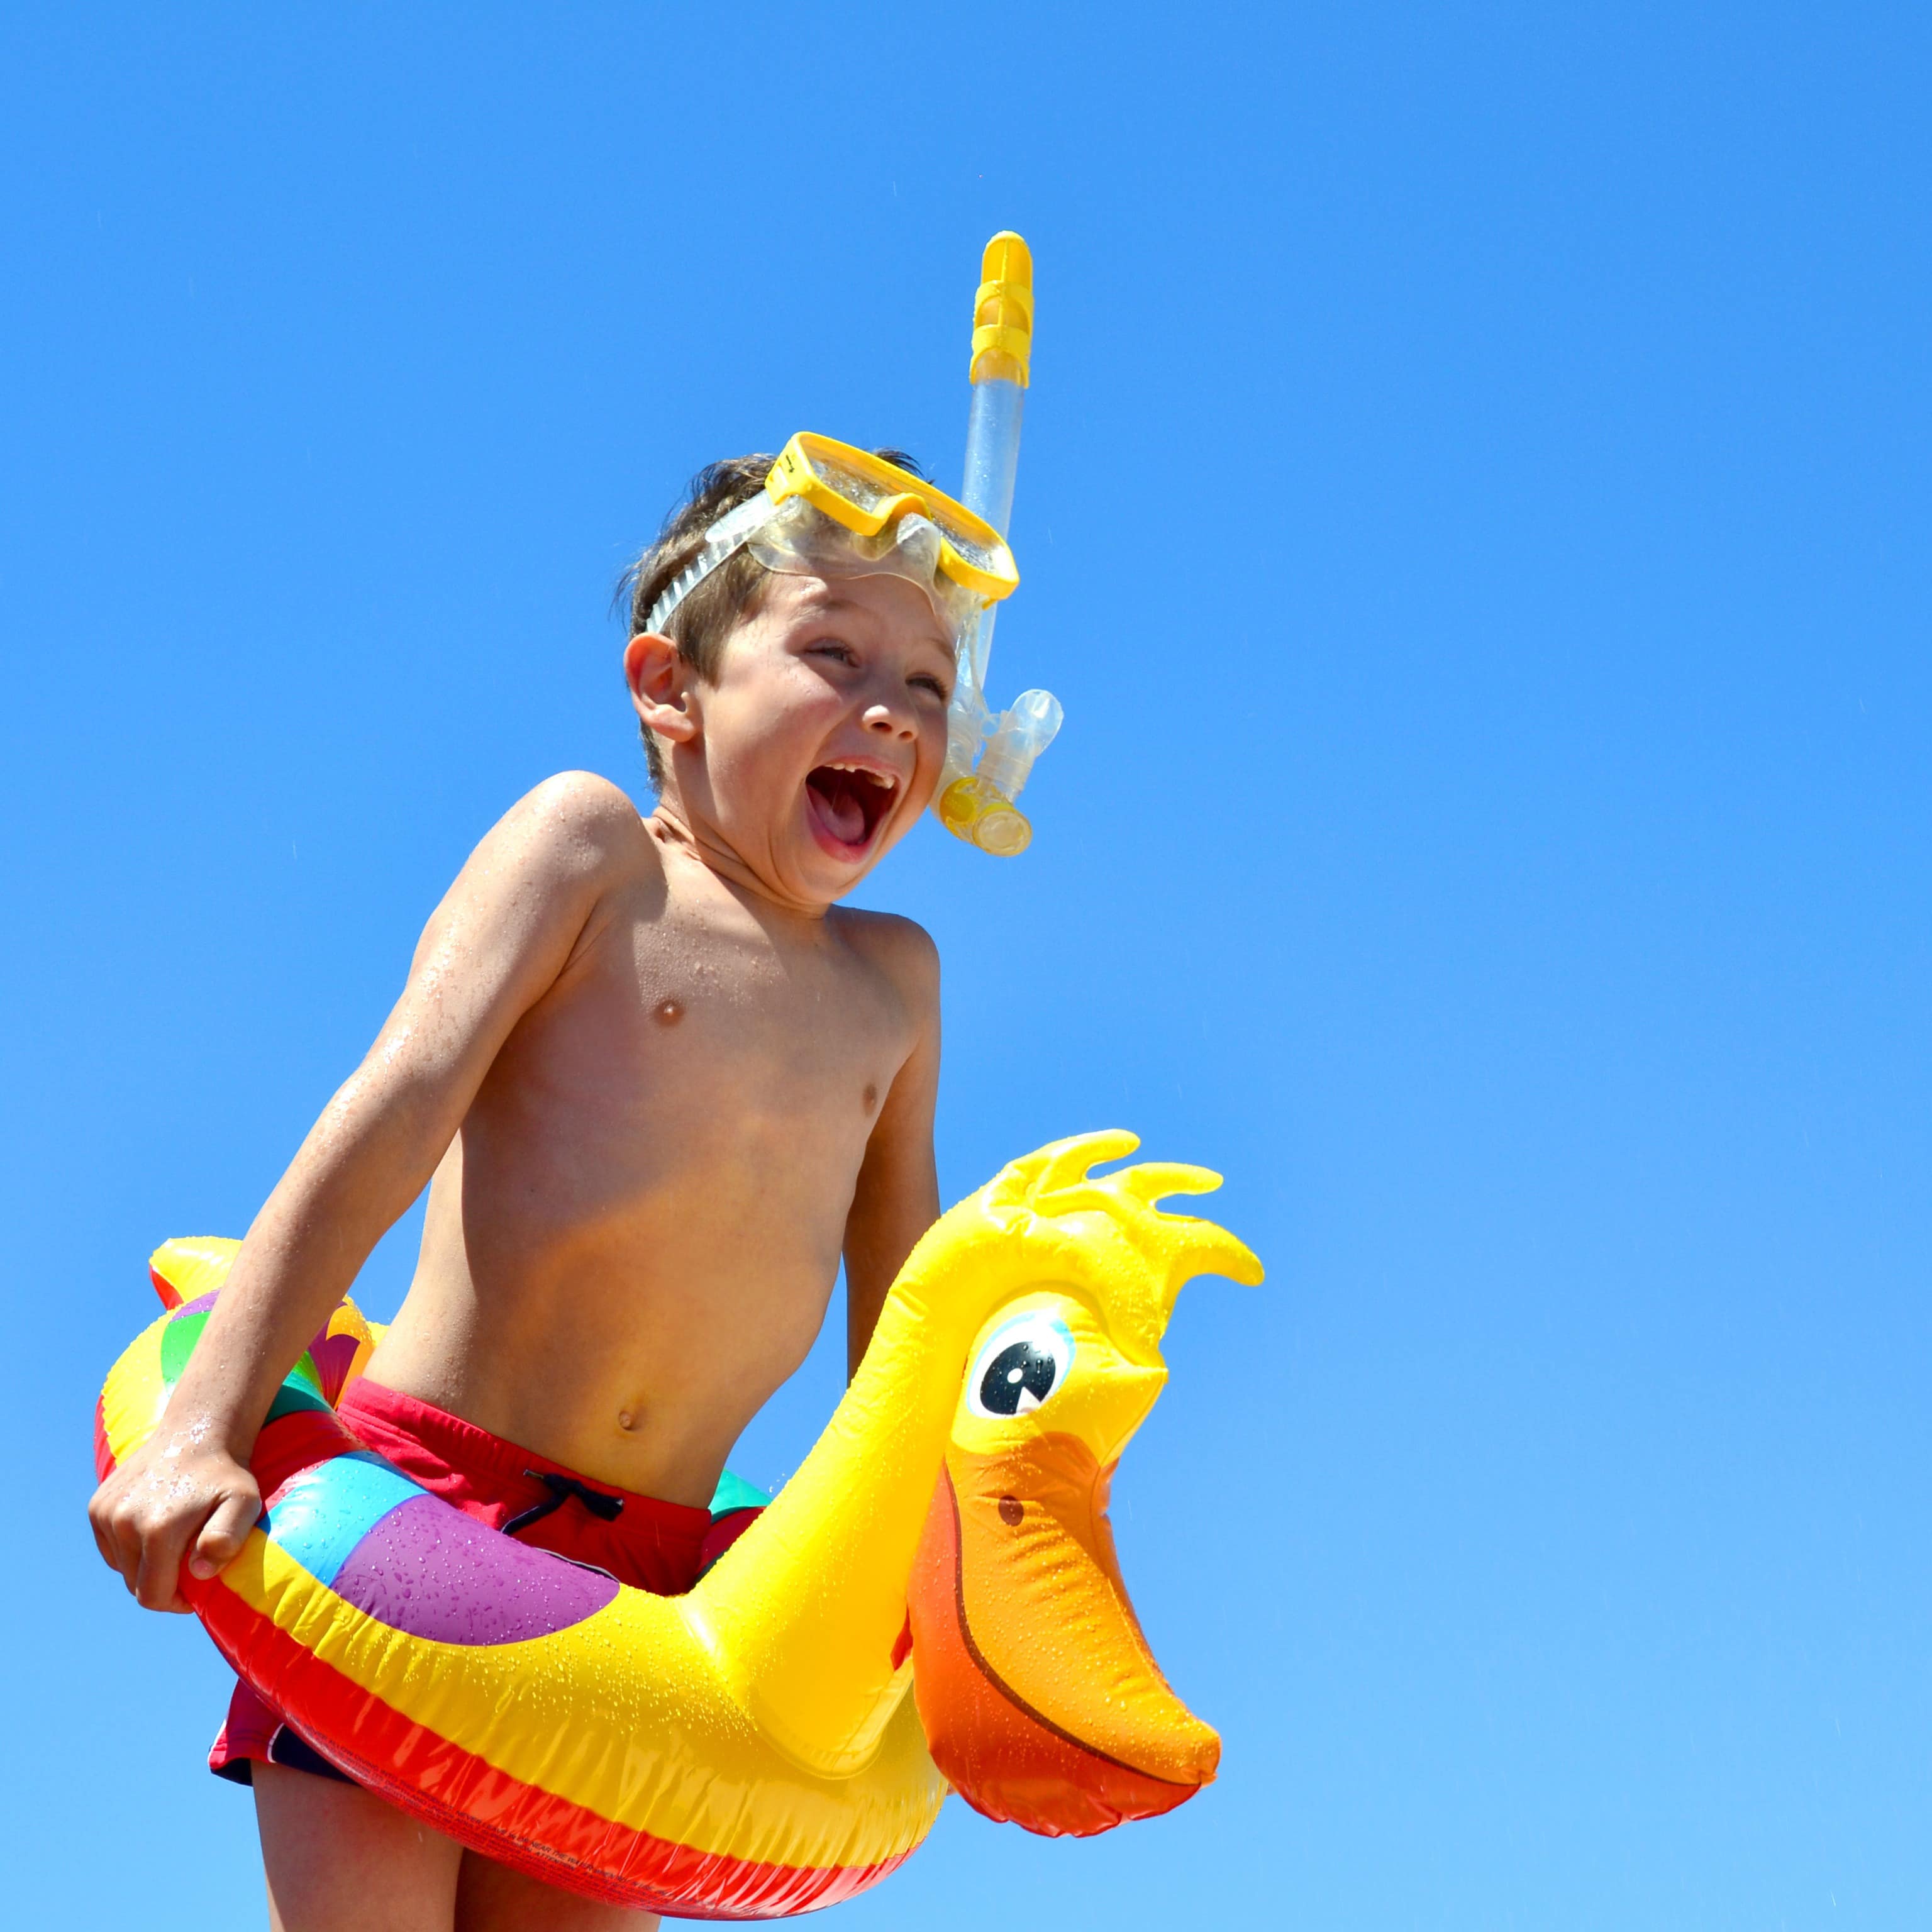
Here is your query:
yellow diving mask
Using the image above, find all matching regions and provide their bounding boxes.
[767,435,1019,604]
[644,433,1019,643]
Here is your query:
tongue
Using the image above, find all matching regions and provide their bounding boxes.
[811,772,868,845]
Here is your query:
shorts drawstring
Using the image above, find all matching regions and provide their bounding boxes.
[503,1470,627,1538]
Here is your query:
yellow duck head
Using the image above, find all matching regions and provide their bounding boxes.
[905,1130,1263,1836]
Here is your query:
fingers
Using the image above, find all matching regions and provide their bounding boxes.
[131,1511,194,1613]
[87,1478,159,1598]
[87,1485,130,1583]
[189,1480,264,1582]
[88,1452,262,1613]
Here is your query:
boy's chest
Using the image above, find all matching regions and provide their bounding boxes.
[530,906,911,1125]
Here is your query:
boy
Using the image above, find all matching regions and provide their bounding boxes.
[88,445,983,1930]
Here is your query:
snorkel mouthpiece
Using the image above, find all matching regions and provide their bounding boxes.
[935,231,1062,857]
[937,688,1063,856]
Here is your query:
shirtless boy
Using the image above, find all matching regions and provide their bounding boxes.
[87,443,992,1931]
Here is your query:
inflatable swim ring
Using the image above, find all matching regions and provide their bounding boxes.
[96,1133,1262,1918]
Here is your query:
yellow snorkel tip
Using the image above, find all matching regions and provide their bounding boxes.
[969,232,1033,389]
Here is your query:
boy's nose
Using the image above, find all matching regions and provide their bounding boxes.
[862,701,916,740]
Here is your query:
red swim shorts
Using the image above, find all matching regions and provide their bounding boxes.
[211,1377,756,1785]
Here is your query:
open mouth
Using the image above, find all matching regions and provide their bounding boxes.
[804,762,899,857]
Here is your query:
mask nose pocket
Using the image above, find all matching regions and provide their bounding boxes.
[891,513,942,577]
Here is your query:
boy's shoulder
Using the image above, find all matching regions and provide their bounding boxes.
[491,770,657,884]
[444,772,661,957]
[513,768,649,835]
[830,904,940,1001]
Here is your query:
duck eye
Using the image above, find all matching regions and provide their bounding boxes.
[967,1315,1074,1420]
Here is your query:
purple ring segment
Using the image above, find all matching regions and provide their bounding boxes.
[328,1496,619,1645]
[266,1453,618,1645]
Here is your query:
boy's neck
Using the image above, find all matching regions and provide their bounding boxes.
[647,799,835,923]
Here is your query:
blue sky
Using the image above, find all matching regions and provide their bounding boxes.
[6,6,1929,1926]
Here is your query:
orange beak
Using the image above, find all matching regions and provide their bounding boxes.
[906,1433,1221,1837]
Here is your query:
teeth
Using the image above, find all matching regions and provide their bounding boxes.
[825,762,897,791]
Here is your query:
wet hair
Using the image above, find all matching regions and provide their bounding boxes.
[618,448,924,787]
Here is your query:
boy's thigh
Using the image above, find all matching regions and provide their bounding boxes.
[253,1760,660,1932]
[255,1761,463,1932]
[456,1851,660,1931]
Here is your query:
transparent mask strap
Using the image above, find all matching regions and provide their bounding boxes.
[642,491,776,636]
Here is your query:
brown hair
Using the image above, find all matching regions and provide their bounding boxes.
[619,448,926,787]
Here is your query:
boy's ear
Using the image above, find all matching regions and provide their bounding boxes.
[625,633,700,746]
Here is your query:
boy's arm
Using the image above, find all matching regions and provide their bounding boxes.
[842,923,941,1378]
[89,774,643,1611]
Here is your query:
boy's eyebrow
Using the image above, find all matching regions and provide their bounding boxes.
[801,592,955,662]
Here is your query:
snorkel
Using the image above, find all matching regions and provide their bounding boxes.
[934,233,1063,858]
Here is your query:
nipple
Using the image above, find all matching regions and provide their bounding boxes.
[863,1082,879,1115]
[654,997,684,1027]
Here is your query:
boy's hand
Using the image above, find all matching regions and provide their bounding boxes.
[88,1429,262,1613]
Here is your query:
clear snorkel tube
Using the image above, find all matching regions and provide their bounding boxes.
[935,233,1063,857]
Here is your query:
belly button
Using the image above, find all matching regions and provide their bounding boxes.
[653,997,684,1026]
[862,1082,879,1115]
[617,1408,639,1432]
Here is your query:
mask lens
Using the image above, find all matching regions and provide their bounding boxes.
[922,502,1004,573]
[807,443,908,520]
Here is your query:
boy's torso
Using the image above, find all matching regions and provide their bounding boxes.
[366,806,924,1508]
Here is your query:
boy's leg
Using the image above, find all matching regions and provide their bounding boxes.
[455,1852,661,1931]
[255,1761,464,1932]
[255,1762,660,1931]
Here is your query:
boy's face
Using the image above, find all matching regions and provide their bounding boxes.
[646,570,957,908]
